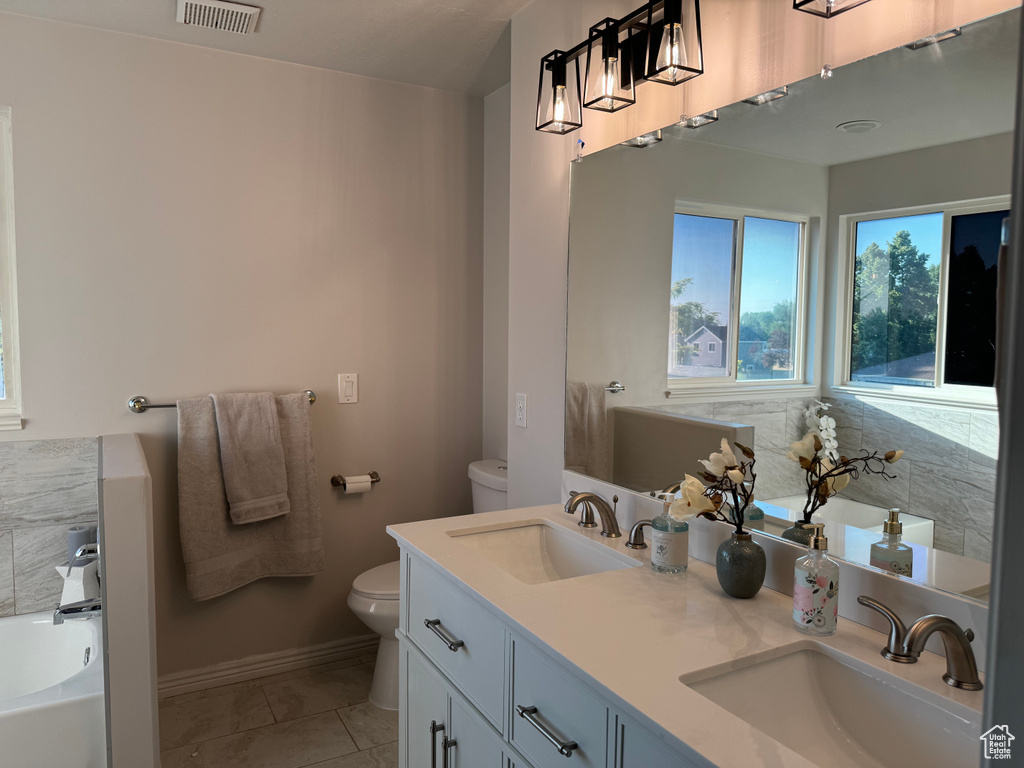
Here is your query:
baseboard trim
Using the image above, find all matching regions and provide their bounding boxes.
[157,633,379,699]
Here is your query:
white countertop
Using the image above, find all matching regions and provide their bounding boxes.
[388,505,984,768]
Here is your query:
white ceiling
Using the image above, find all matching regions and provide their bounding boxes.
[0,0,525,96]
[660,8,1020,166]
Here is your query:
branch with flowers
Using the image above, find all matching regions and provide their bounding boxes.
[786,431,903,525]
[669,438,757,535]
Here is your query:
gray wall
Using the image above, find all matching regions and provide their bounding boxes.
[483,84,510,462]
[0,438,98,615]
[0,12,483,676]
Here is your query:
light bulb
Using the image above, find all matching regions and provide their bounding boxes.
[552,84,568,128]
[656,22,687,80]
[599,55,619,108]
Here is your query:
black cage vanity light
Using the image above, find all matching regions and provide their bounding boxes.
[535,0,703,134]
[793,0,873,18]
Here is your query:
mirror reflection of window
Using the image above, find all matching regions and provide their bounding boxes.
[849,203,1008,390]
[945,210,1006,387]
[738,217,801,382]
[669,211,803,383]
[669,214,735,379]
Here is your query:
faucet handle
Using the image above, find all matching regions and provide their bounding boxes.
[626,520,653,549]
[577,501,598,529]
[857,596,912,662]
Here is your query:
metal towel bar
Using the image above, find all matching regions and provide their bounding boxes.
[128,390,316,413]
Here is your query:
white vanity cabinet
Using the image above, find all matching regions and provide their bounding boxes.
[397,549,697,768]
[403,639,506,767]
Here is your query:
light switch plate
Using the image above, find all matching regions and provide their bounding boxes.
[515,393,527,428]
[338,373,358,404]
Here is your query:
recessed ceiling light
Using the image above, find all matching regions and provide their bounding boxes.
[620,130,663,148]
[744,86,789,106]
[836,119,881,134]
[905,28,962,50]
[678,110,719,129]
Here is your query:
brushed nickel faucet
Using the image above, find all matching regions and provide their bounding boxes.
[565,491,621,538]
[857,596,983,690]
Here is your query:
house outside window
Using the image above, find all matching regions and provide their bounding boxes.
[668,205,809,393]
[0,107,20,430]
[836,196,1008,406]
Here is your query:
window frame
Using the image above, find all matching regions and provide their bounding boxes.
[0,107,21,430]
[665,201,813,400]
[833,195,1009,410]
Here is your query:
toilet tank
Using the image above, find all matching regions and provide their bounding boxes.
[468,459,508,513]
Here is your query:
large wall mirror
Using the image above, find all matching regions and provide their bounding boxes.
[565,8,1018,604]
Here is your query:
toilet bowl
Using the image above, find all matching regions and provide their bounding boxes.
[468,459,508,513]
[347,560,401,710]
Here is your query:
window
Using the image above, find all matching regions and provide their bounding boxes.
[0,107,20,429]
[668,207,808,390]
[840,197,1008,402]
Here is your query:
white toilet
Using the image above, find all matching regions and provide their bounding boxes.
[346,560,401,710]
[347,461,507,710]
[468,459,508,513]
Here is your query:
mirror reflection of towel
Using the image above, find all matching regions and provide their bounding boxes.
[564,382,610,481]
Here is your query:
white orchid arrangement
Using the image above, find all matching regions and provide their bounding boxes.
[803,400,839,462]
[668,438,757,535]
[787,431,903,525]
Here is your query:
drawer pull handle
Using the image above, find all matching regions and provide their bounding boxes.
[516,704,578,758]
[430,720,444,768]
[424,618,465,652]
[443,735,457,768]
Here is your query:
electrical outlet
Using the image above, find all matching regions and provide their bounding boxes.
[338,373,358,403]
[515,393,527,428]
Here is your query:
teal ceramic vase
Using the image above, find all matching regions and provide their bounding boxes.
[781,521,816,546]
[716,532,767,599]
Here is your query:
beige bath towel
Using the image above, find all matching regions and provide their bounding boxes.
[211,392,290,524]
[178,393,325,601]
[564,382,610,480]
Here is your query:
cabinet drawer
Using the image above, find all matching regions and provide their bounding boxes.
[510,640,607,768]
[408,557,506,727]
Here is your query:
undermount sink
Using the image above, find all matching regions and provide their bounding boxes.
[448,519,639,584]
[680,643,981,768]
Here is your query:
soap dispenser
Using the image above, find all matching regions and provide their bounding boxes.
[793,523,839,636]
[869,508,914,577]
[650,492,688,574]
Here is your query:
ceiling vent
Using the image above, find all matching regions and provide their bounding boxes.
[176,0,260,35]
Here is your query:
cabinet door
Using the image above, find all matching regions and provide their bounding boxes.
[406,644,450,768]
[614,715,693,768]
[449,689,505,768]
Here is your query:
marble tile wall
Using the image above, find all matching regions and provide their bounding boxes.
[657,397,815,499]
[824,397,998,561]
[0,438,99,616]
[658,395,998,562]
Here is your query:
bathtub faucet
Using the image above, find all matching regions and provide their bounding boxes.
[53,596,102,625]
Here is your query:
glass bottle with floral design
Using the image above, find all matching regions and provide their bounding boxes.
[793,523,839,636]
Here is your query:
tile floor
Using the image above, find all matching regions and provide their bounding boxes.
[159,654,398,768]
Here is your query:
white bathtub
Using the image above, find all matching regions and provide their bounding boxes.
[763,495,935,548]
[0,612,107,768]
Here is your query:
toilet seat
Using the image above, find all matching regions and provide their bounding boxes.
[351,561,400,600]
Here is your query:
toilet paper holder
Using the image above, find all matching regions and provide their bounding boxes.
[331,471,381,491]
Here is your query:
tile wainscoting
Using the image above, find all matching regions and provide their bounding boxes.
[656,394,997,561]
[0,437,99,615]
